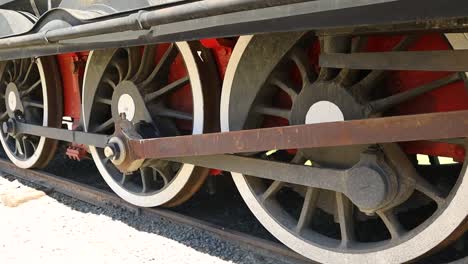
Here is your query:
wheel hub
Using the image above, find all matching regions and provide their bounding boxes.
[305,100,344,124]
[291,80,366,168]
[5,82,23,115]
[290,80,364,125]
[111,81,148,123]
[223,33,468,263]
[117,94,136,121]
[346,151,399,213]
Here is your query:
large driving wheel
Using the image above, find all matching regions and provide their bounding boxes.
[82,42,219,207]
[0,57,63,169]
[221,32,468,263]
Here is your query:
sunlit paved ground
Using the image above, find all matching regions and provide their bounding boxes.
[0,176,291,264]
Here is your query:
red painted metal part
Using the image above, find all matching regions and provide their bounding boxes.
[56,52,88,129]
[200,38,234,79]
[201,38,234,176]
[65,143,89,161]
[55,36,467,164]
[264,33,468,160]
[367,33,468,160]
[57,52,88,160]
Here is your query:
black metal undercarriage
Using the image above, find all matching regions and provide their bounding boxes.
[0,0,467,60]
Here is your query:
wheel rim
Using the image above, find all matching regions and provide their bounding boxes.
[0,57,62,169]
[221,33,468,263]
[83,42,210,207]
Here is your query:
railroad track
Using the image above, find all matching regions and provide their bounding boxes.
[0,158,311,264]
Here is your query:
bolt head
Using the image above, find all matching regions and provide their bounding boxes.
[2,122,9,134]
[2,120,15,135]
[104,144,117,160]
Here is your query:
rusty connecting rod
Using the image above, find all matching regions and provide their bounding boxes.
[4,110,468,163]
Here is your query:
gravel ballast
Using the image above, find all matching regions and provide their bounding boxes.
[0,175,297,264]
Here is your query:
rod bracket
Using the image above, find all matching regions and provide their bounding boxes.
[107,115,144,173]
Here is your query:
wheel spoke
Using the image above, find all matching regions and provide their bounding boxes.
[318,36,351,80]
[351,36,368,53]
[141,44,178,88]
[102,77,117,90]
[336,192,355,248]
[156,108,193,121]
[291,151,306,164]
[16,59,25,82]
[145,76,189,102]
[393,35,420,51]
[336,37,368,86]
[14,138,25,156]
[367,73,461,114]
[289,48,316,85]
[429,156,440,166]
[110,58,128,83]
[19,59,34,86]
[7,70,13,82]
[270,78,298,100]
[140,167,154,193]
[158,171,171,187]
[95,96,112,105]
[261,180,284,202]
[351,35,419,97]
[92,118,114,134]
[22,137,35,158]
[132,45,157,83]
[20,79,41,97]
[414,175,446,206]
[295,187,318,234]
[120,173,127,185]
[125,47,142,80]
[253,105,290,120]
[377,210,405,240]
[0,112,8,121]
[12,60,18,81]
[23,99,44,109]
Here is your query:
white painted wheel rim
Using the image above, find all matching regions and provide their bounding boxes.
[84,42,204,207]
[221,35,468,263]
[0,59,48,169]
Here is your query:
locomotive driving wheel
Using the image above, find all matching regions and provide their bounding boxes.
[83,42,219,207]
[221,32,468,263]
[0,57,62,169]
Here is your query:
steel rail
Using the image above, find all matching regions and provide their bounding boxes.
[0,158,311,264]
